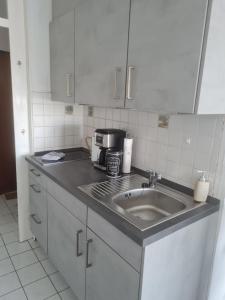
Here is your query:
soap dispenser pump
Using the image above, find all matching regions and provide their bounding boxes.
[194,171,209,203]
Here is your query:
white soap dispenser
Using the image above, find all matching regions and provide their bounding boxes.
[194,171,210,203]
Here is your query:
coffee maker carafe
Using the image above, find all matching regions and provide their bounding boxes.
[93,129,126,171]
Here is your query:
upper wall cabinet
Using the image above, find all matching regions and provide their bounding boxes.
[75,0,130,108]
[75,0,225,114]
[50,10,75,103]
[127,0,225,114]
[126,0,208,113]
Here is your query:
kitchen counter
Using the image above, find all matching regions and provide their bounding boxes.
[26,148,220,246]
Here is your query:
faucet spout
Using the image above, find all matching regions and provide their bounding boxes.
[142,170,162,188]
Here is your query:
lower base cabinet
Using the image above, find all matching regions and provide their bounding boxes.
[29,166,218,300]
[86,229,140,300]
[48,194,86,300]
[47,194,140,300]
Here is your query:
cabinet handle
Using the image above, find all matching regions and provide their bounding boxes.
[113,67,122,100]
[66,73,72,97]
[86,239,93,268]
[30,169,40,177]
[30,214,42,225]
[126,66,135,100]
[30,184,41,193]
[76,230,83,257]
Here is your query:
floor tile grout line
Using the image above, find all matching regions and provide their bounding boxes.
[44,292,61,300]
[30,246,61,298]
[0,198,69,300]
[0,226,19,237]
[3,199,18,223]
[39,259,58,277]
[21,274,48,288]
[0,269,15,279]
[30,244,66,300]
[8,246,35,259]
[0,287,23,299]
[0,204,29,300]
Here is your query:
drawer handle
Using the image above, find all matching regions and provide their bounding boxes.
[30,214,42,225]
[76,230,83,257]
[30,184,41,193]
[86,239,93,268]
[30,169,41,177]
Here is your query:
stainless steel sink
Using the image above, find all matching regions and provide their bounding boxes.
[112,189,186,222]
[78,174,204,231]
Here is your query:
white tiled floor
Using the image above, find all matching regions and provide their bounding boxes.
[0,195,76,300]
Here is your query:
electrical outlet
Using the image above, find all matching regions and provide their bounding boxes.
[158,115,169,128]
[65,105,74,115]
[88,106,94,117]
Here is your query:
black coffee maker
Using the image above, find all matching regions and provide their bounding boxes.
[93,129,126,171]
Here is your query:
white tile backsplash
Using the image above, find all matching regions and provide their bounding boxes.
[30,92,83,152]
[83,107,225,193]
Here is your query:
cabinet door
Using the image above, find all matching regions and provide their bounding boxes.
[48,194,86,300]
[75,0,130,108]
[126,0,208,113]
[29,179,47,253]
[86,229,139,300]
[50,10,75,103]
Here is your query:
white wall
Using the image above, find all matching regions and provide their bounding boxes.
[30,92,83,152]
[83,107,224,194]
[0,27,9,51]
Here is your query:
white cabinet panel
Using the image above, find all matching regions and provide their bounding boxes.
[50,10,75,103]
[48,194,86,300]
[75,0,130,108]
[126,0,208,113]
[86,229,139,300]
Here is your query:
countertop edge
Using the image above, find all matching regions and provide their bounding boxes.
[25,155,220,247]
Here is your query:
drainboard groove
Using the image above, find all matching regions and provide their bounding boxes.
[78,174,146,200]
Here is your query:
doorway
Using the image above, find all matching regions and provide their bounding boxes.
[0,50,17,196]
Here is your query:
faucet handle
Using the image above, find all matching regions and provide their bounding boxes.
[146,170,155,177]
[144,170,162,188]
[156,173,162,180]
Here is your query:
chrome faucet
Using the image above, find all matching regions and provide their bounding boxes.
[142,170,162,188]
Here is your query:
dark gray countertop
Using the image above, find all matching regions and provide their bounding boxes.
[26,149,220,247]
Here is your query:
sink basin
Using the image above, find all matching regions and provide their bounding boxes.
[78,174,202,231]
[112,188,186,222]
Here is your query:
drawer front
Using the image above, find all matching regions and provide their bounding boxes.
[88,209,142,272]
[28,164,47,190]
[47,179,87,224]
[30,178,47,253]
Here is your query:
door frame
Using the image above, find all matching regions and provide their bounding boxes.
[7,0,32,241]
